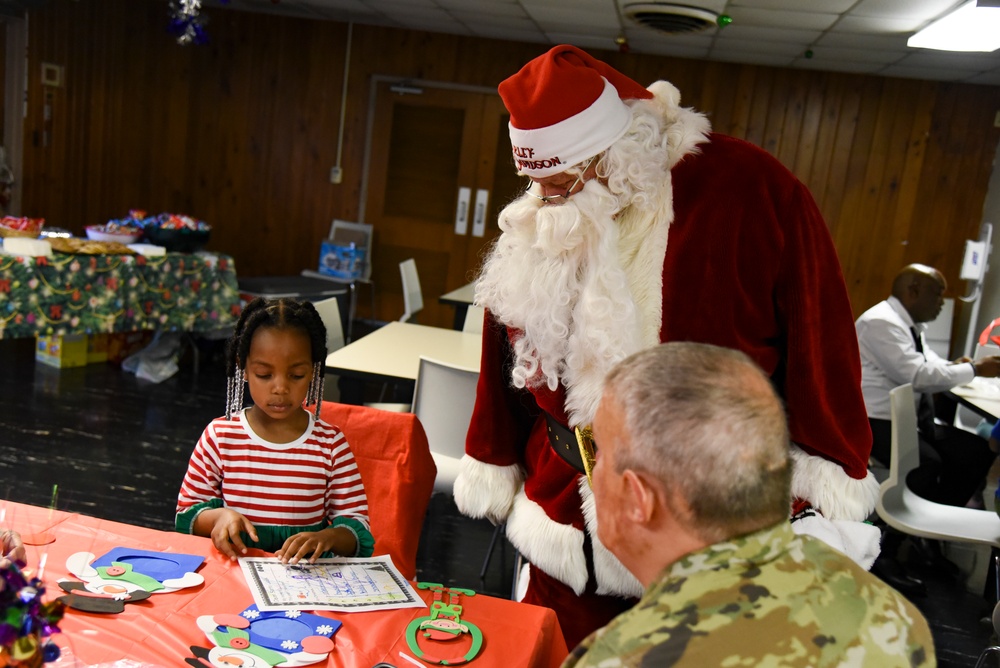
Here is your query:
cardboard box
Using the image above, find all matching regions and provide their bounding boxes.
[318,240,366,280]
[108,330,154,364]
[87,333,110,364]
[36,334,88,368]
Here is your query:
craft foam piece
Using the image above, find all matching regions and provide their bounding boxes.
[195,606,338,668]
[91,547,205,583]
[238,605,340,653]
[66,549,204,597]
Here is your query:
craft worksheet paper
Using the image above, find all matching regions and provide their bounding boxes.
[238,555,425,612]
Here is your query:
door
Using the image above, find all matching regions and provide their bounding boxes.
[363,81,524,328]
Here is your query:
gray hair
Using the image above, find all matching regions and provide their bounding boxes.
[603,342,791,543]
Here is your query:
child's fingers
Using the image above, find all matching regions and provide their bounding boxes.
[213,533,238,560]
[241,517,259,543]
[229,531,249,556]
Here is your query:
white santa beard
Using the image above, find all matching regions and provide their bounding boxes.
[476,180,646,425]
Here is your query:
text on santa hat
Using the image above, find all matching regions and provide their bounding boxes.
[513,145,562,171]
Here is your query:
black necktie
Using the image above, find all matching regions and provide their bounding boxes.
[911,326,935,435]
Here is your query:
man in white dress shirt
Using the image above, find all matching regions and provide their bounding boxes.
[857,263,1000,506]
[857,263,1000,595]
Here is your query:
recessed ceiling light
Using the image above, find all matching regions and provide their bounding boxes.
[907,0,1000,52]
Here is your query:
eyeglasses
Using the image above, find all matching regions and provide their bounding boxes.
[526,156,596,204]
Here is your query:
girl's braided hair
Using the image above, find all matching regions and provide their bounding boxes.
[224,297,328,419]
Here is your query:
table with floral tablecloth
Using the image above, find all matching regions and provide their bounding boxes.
[0,250,241,339]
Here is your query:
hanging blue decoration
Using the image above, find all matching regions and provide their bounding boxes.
[168,0,209,45]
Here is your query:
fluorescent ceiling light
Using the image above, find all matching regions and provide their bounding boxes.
[907,0,1000,52]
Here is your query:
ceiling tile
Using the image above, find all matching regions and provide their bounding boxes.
[901,50,1000,69]
[712,37,808,57]
[455,13,540,31]
[299,0,372,11]
[815,31,910,51]
[726,7,839,30]
[475,26,548,42]
[713,24,821,44]
[625,38,711,60]
[792,58,884,73]
[806,45,905,64]
[705,50,795,67]
[524,3,619,23]
[730,0,856,11]
[209,0,1000,83]
[831,14,926,32]
[624,28,714,48]
[850,0,964,21]
[436,0,520,7]
[445,3,528,17]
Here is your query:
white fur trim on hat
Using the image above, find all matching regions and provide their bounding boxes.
[509,78,632,178]
[453,454,524,526]
[789,444,880,522]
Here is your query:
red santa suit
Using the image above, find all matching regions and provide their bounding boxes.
[455,45,879,648]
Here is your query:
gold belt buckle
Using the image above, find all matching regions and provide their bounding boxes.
[575,425,596,485]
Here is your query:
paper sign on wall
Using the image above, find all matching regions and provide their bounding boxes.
[472,189,489,238]
[961,239,988,281]
[454,187,471,235]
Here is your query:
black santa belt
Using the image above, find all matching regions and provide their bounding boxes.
[543,411,597,483]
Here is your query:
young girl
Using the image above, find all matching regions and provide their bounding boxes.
[176,297,373,563]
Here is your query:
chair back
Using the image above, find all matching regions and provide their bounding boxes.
[318,401,435,580]
[399,258,424,322]
[889,384,921,487]
[311,295,345,353]
[412,356,479,493]
[462,305,485,334]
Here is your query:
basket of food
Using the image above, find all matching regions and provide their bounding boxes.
[141,213,211,253]
[0,216,44,239]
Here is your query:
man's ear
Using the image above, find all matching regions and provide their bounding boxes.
[622,469,657,525]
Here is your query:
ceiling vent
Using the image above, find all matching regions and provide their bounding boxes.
[623,3,719,34]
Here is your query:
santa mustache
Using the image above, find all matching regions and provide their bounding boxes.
[476,177,640,398]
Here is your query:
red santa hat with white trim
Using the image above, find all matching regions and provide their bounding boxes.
[499,45,653,178]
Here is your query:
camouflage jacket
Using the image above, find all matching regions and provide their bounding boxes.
[562,522,934,667]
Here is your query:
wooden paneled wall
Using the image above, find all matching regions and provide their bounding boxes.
[18,0,1000,319]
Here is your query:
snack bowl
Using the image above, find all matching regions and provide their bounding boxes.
[142,226,211,253]
[0,216,44,239]
[85,225,144,244]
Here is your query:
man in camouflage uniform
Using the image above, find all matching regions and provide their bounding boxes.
[563,342,934,667]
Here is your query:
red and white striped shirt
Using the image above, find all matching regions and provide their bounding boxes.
[176,410,369,530]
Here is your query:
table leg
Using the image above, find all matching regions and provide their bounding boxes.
[452,305,469,331]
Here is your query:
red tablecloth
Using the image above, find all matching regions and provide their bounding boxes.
[4,501,567,668]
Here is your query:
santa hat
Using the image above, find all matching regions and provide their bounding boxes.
[499,45,653,178]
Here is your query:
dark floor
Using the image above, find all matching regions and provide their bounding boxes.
[0,336,993,666]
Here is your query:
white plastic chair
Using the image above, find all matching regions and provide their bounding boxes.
[311,295,345,354]
[877,383,1000,549]
[411,356,479,494]
[462,305,485,334]
[399,259,424,323]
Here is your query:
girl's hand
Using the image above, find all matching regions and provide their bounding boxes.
[276,527,353,565]
[210,509,258,561]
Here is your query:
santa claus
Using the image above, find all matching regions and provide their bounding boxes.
[454,45,880,648]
